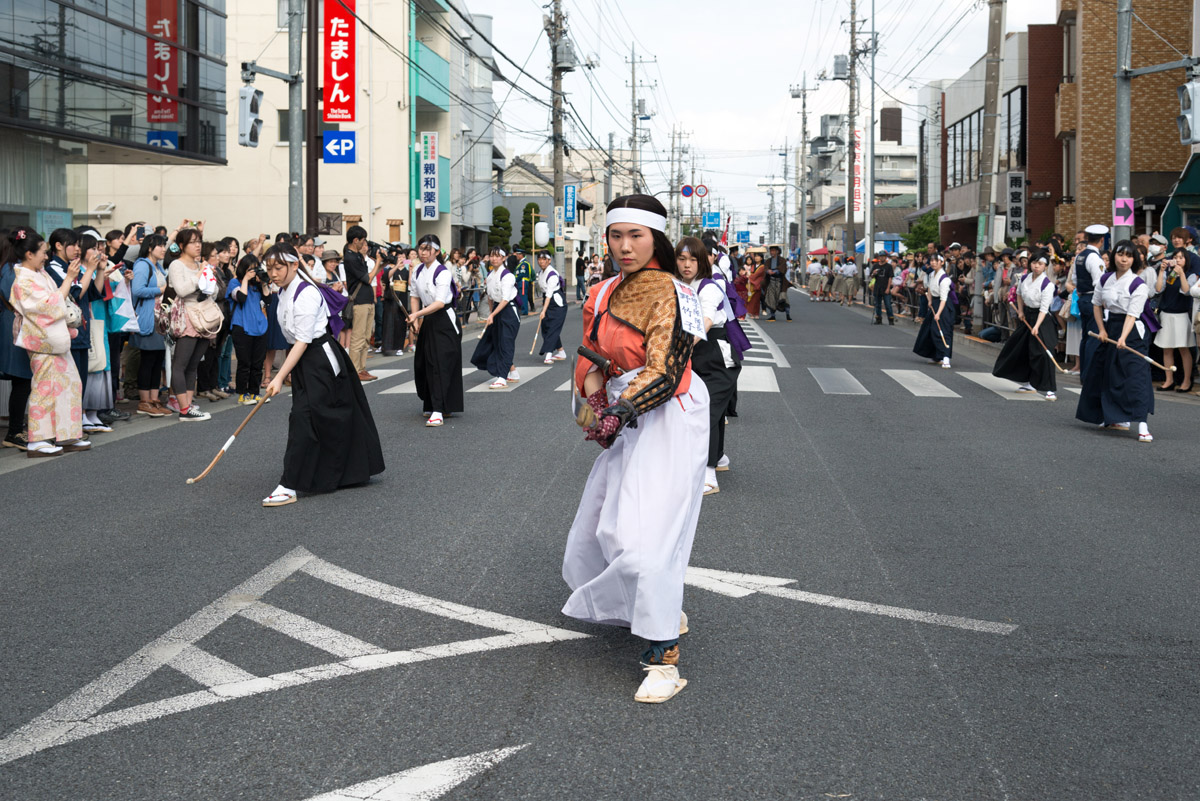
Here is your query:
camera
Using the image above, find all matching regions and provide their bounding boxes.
[253,264,269,283]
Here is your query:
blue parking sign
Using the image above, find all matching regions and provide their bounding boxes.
[323,131,356,164]
[736,230,750,244]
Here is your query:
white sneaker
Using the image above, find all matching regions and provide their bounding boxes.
[716,454,730,472]
[634,664,687,704]
[489,378,508,389]
[507,369,521,382]
[1045,392,1057,401]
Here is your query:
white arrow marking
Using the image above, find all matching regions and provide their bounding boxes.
[684,567,1017,635]
[303,746,527,801]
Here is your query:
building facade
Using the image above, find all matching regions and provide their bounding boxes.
[2,0,227,231]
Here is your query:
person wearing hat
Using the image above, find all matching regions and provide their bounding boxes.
[1073,224,1109,378]
[762,245,791,321]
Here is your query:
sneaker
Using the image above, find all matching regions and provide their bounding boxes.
[166,396,182,414]
[634,664,687,704]
[3,431,29,451]
[237,394,253,405]
[104,408,132,422]
[179,406,211,422]
[394,350,405,356]
[507,369,521,382]
[212,389,231,400]
[1045,392,1057,401]
[137,401,166,417]
[489,378,508,389]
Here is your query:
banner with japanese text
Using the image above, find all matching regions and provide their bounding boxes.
[420,132,439,221]
[324,0,356,122]
[146,0,178,122]
[852,128,864,224]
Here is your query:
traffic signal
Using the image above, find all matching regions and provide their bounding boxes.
[238,86,263,148]
[1177,82,1200,144]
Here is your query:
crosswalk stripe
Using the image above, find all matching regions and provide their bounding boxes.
[379,368,476,394]
[366,369,407,380]
[555,380,571,392]
[738,365,780,392]
[468,365,553,392]
[958,372,1054,401]
[741,355,776,363]
[742,320,790,367]
[238,601,387,658]
[883,369,961,398]
[809,367,870,395]
[168,645,257,688]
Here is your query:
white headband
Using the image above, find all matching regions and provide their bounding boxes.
[606,208,666,233]
[279,252,299,263]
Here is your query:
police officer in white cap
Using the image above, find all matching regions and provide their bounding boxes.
[1073,224,1108,378]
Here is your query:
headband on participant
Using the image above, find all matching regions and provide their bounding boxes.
[606,208,667,233]
[279,252,299,263]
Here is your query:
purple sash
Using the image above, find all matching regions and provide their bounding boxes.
[1129,276,1161,333]
[699,277,751,360]
[433,263,461,306]
[294,280,348,338]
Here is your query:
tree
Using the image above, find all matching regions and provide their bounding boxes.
[902,209,939,252]
[489,206,512,251]
[520,202,540,253]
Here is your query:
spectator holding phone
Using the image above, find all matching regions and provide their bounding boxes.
[166,228,215,421]
[130,233,169,417]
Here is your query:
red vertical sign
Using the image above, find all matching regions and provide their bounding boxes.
[146,0,178,123]
[324,0,356,122]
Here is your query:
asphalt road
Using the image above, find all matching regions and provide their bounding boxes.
[1,296,1198,800]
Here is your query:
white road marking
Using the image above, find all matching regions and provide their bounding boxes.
[958,372,1054,401]
[740,355,777,363]
[684,566,1017,635]
[367,369,407,381]
[303,746,527,801]
[737,365,780,393]
[883,369,961,398]
[826,345,901,349]
[0,548,588,766]
[168,646,258,688]
[380,368,476,395]
[239,602,387,658]
[468,366,552,392]
[809,367,870,395]
[742,319,790,367]
[555,380,571,392]
[1064,387,1082,395]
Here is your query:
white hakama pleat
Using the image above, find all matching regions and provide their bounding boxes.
[562,368,709,641]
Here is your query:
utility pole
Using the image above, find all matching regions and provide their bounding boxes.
[547,0,567,276]
[1114,0,1133,243]
[780,138,788,246]
[606,131,614,205]
[865,5,876,262]
[304,0,319,235]
[845,0,857,258]
[689,153,697,236]
[626,46,655,194]
[288,0,303,233]
[791,74,813,266]
[668,126,677,238]
[975,0,1005,320]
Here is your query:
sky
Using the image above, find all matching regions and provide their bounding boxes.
[467,0,1058,227]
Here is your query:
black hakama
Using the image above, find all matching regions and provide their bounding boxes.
[538,291,567,355]
[416,309,465,414]
[913,304,956,360]
[281,334,384,493]
[992,307,1058,392]
[690,329,741,468]
[470,306,519,379]
[381,293,407,352]
[1075,313,1154,425]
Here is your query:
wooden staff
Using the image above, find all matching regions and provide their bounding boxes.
[186,395,268,484]
[1088,330,1176,372]
[529,323,540,356]
[1009,302,1070,375]
[931,305,950,349]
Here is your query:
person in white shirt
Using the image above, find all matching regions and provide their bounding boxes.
[261,243,384,506]
[1075,239,1155,442]
[535,250,568,364]
[806,259,823,301]
[992,250,1059,400]
[912,252,955,368]
[408,234,465,426]
[470,246,521,388]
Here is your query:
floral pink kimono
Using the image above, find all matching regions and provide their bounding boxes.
[11,265,82,444]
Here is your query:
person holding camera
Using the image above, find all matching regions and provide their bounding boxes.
[227,253,271,405]
[380,248,409,355]
[344,225,380,381]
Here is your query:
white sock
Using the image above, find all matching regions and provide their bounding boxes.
[269,484,296,498]
[27,440,57,452]
[705,466,717,487]
[1138,422,1150,436]
[429,411,444,422]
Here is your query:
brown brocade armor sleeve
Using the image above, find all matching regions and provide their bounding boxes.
[607,269,694,417]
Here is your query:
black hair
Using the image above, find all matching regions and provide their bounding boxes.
[105,229,123,243]
[122,221,140,237]
[139,233,167,261]
[235,253,260,282]
[605,194,676,274]
[1112,239,1143,272]
[49,227,78,256]
[262,242,301,266]
[175,227,202,250]
[536,250,552,260]
[153,225,167,236]
[674,237,712,280]
[275,231,292,244]
[78,233,100,259]
[347,225,368,244]
[296,233,314,246]
[201,242,218,260]
[487,245,506,258]
[9,226,45,264]
[417,234,445,264]
[218,236,238,253]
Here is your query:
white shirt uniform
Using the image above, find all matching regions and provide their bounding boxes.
[928,268,953,300]
[841,262,858,280]
[1019,272,1055,313]
[690,277,734,368]
[807,262,822,277]
[413,261,459,331]
[537,267,564,306]
[1096,269,1149,324]
[278,278,341,375]
[1079,245,1106,295]
[484,266,519,326]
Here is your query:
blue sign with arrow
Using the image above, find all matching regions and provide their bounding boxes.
[736,230,751,244]
[702,211,721,228]
[323,131,356,164]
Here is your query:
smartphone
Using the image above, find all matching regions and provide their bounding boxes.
[138,225,149,238]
